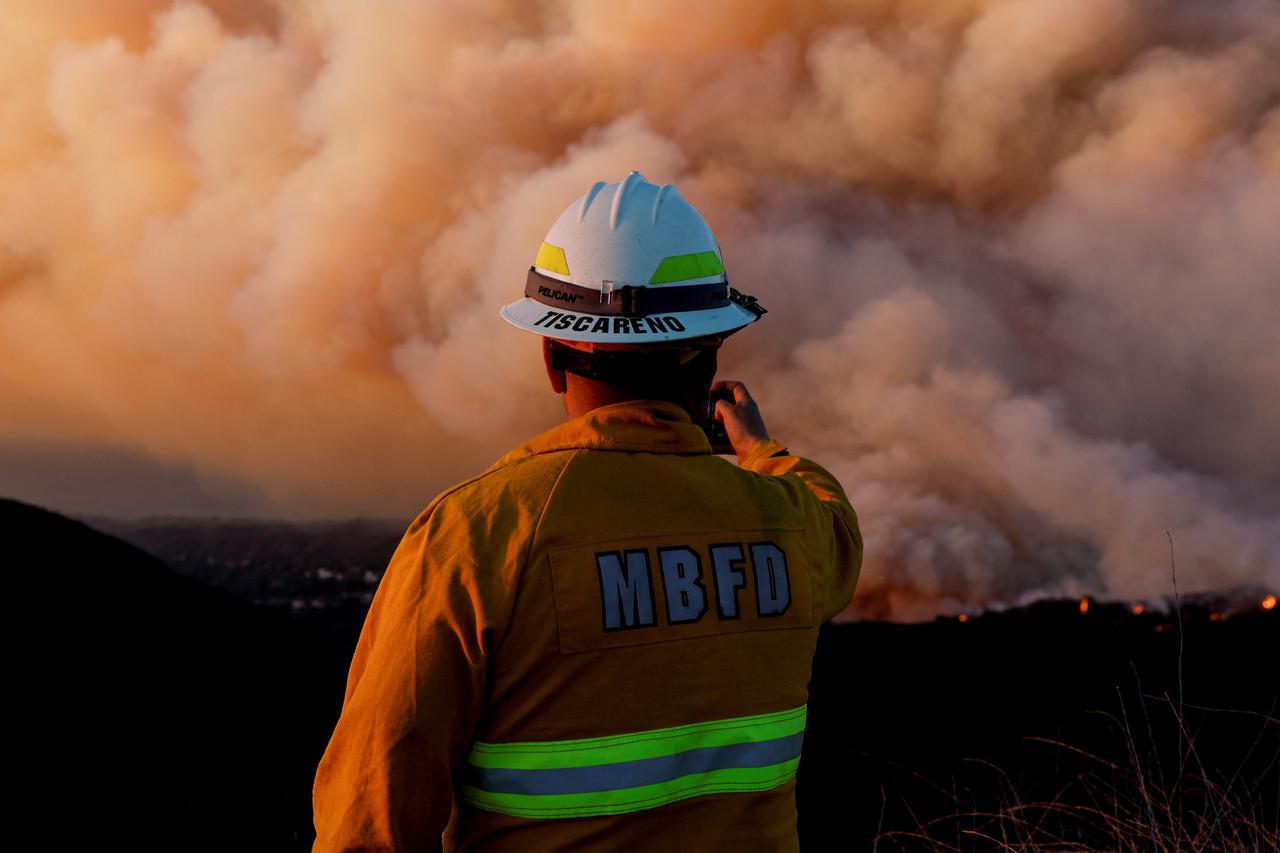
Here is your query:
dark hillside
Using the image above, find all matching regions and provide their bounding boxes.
[10,502,1275,850]
[6,498,340,851]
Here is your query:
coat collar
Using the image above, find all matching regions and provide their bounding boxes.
[491,400,712,468]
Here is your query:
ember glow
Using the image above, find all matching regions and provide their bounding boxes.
[2,1,1278,620]
[1264,595,1278,612]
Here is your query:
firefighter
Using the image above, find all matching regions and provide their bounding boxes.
[313,172,863,851]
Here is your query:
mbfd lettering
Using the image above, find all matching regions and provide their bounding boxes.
[595,541,790,632]
[596,550,657,631]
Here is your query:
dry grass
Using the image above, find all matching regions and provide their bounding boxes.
[873,536,1278,852]
[872,606,1279,849]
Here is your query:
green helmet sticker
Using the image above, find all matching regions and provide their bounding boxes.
[648,251,724,284]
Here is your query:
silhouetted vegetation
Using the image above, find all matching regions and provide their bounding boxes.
[801,603,1280,850]
[10,500,1275,850]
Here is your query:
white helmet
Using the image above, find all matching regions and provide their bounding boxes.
[500,172,765,344]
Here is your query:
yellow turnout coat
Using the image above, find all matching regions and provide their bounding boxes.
[313,400,862,851]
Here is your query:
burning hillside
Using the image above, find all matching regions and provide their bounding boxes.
[94,515,1278,633]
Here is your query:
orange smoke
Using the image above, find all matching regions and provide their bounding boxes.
[2,1,1279,619]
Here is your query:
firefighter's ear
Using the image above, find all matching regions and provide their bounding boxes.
[543,338,567,395]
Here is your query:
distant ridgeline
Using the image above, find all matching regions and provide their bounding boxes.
[91,515,403,618]
[7,499,1276,851]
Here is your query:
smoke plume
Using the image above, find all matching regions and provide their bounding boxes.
[2,0,1277,619]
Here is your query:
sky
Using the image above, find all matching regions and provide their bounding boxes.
[1,0,1278,618]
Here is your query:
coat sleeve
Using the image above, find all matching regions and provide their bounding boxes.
[739,438,864,622]
[312,489,516,852]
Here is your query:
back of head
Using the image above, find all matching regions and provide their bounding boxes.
[545,335,722,407]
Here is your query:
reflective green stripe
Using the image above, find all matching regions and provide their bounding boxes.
[460,758,800,819]
[648,250,725,284]
[467,705,806,770]
[461,706,807,819]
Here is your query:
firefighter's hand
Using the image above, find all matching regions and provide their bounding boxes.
[712,380,772,463]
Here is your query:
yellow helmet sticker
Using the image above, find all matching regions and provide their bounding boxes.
[535,242,570,276]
